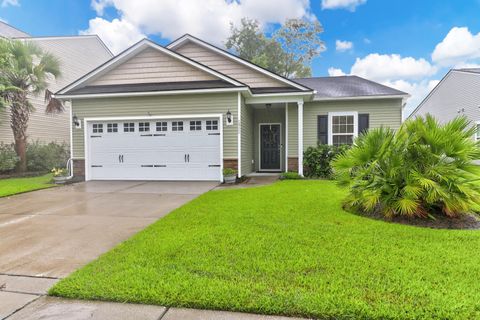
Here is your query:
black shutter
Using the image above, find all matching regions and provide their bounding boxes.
[317,115,328,144]
[358,114,369,135]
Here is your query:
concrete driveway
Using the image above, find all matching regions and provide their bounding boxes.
[0,180,217,319]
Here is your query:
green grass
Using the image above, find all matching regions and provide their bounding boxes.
[50,181,480,319]
[0,174,55,197]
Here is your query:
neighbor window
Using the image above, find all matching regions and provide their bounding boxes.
[156,121,168,132]
[476,123,480,141]
[172,121,183,131]
[139,122,150,132]
[206,120,218,131]
[107,123,118,133]
[92,123,103,133]
[329,113,357,146]
[123,122,135,132]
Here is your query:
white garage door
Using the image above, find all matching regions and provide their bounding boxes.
[86,117,222,181]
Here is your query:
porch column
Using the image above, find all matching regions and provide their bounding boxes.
[285,102,288,172]
[297,100,304,176]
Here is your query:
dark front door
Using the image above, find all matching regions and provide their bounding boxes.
[260,124,281,170]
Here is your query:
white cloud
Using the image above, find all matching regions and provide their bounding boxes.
[335,40,353,52]
[1,0,19,7]
[321,0,366,11]
[350,53,437,82]
[80,17,145,54]
[328,67,346,76]
[431,27,480,67]
[87,0,312,53]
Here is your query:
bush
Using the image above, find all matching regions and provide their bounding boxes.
[332,115,480,218]
[280,171,303,180]
[223,168,237,176]
[303,144,349,178]
[26,141,69,172]
[0,143,19,172]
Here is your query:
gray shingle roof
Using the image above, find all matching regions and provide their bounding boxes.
[0,21,29,38]
[293,75,408,99]
[66,80,238,95]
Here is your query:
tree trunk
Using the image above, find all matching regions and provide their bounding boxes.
[10,92,30,173]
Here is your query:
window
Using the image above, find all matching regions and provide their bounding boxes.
[156,121,168,132]
[139,122,150,132]
[123,122,135,132]
[92,123,103,133]
[476,123,480,141]
[206,120,218,131]
[172,121,183,131]
[107,123,118,133]
[190,120,202,131]
[329,112,357,146]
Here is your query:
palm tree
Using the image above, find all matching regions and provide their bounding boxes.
[0,39,62,172]
[333,115,480,218]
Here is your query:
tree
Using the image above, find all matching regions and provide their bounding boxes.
[225,18,325,78]
[0,39,61,172]
[273,18,325,78]
[332,115,480,218]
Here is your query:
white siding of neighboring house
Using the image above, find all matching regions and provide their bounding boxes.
[411,71,480,127]
[90,47,217,86]
[174,41,289,88]
[0,36,113,145]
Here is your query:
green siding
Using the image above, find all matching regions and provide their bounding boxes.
[72,93,238,159]
[303,99,402,149]
[240,98,254,175]
[253,108,285,171]
[287,98,403,156]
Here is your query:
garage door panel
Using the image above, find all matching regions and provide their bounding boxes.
[87,118,221,181]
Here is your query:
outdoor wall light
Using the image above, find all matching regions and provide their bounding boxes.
[226,110,233,125]
[72,114,81,128]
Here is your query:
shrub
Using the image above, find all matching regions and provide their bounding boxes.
[303,144,349,178]
[280,171,303,180]
[223,168,237,176]
[26,141,69,172]
[332,115,480,218]
[0,143,19,172]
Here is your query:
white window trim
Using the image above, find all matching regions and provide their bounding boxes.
[328,111,358,146]
[476,121,480,141]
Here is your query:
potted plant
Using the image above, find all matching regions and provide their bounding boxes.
[223,168,237,184]
[51,167,68,184]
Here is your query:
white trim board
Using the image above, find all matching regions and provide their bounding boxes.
[237,92,242,177]
[83,113,224,182]
[258,123,282,172]
[167,34,311,91]
[58,38,244,95]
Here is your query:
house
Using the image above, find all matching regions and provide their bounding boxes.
[55,34,409,181]
[0,22,113,145]
[409,68,480,140]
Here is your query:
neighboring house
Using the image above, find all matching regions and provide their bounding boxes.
[55,34,408,181]
[410,68,480,140]
[0,22,113,145]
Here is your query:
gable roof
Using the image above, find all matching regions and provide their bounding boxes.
[0,21,29,38]
[57,38,245,95]
[294,76,409,100]
[409,68,480,118]
[167,34,312,92]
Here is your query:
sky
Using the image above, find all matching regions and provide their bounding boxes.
[2,0,480,116]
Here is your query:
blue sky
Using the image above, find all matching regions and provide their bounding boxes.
[2,0,480,115]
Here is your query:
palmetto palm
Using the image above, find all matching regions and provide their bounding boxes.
[0,39,61,172]
[333,115,480,218]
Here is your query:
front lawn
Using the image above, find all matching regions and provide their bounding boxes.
[50,181,480,319]
[0,173,55,197]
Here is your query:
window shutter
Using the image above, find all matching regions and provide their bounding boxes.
[317,115,328,144]
[358,114,369,135]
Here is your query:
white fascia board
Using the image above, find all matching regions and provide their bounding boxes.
[245,92,313,104]
[167,35,311,91]
[312,94,409,102]
[56,87,249,100]
[58,39,243,95]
